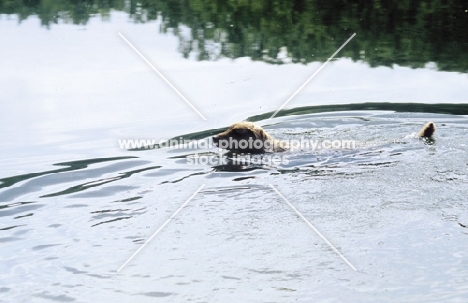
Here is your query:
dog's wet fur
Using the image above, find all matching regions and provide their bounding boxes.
[418,122,436,139]
[212,121,288,153]
[213,121,436,153]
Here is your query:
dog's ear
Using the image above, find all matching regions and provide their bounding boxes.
[253,128,269,141]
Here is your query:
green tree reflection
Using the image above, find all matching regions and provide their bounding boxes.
[1,0,467,72]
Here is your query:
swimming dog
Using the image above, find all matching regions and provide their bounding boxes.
[212,121,288,153]
[418,122,436,139]
[213,121,436,153]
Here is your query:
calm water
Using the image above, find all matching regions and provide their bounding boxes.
[1,1,468,302]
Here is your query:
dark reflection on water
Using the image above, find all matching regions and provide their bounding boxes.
[40,165,161,198]
[0,156,137,189]
[2,0,467,72]
[247,102,468,121]
[0,157,158,202]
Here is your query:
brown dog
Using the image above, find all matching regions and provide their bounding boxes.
[212,121,287,153]
[418,122,436,139]
[213,121,436,153]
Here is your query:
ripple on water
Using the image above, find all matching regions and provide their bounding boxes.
[1,111,468,302]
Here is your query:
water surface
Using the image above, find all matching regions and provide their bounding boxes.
[1,1,468,302]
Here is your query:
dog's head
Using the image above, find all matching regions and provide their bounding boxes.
[418,122,436,138]
[212,122,272,153]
